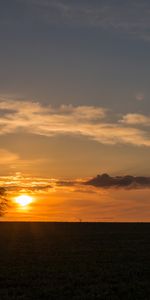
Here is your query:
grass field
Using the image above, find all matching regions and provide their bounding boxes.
[0,222,150,299]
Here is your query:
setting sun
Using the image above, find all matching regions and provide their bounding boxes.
[15,195,33,207]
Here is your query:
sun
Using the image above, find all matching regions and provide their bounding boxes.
[15,195,33,207]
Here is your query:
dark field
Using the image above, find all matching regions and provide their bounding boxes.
[0,223,150,299]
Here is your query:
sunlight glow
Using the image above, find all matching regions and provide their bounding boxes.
[15,195,33,207]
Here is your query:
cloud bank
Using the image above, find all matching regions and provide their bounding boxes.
[85,173,150,189]
[1,173,150,193]
[0,98,150,147]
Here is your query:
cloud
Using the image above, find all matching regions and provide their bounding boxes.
[17,185,52,193]
[2,173,150,194]
[0,173,57,197]
[17,0,150,40]
[0,97,150,147]
[120,113,150,126]
[85,173,150,189]
[56,180,76,187]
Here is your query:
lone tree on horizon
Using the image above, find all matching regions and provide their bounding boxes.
[0,187,8,217]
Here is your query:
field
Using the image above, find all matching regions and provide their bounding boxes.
[0,223,150,299]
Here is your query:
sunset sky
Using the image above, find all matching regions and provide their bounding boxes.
[0,0,150,221]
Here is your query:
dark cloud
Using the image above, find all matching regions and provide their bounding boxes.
[4,185,52,192]
[85,173,150,189]
[56,181,76,187]
[29,185,52,191]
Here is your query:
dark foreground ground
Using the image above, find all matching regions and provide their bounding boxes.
[0,223,150,300]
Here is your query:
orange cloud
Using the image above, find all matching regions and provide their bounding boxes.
[0,98,150,147]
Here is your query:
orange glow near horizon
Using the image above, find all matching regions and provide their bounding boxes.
[0,175,149,222]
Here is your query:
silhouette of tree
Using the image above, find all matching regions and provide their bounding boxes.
[0,188,8,217]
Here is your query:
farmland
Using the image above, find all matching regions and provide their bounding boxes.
[0,223,150,299]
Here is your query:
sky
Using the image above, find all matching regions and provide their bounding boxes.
[0,0,150,221]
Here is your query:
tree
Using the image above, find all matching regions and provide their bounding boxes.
[0,188,8,217]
